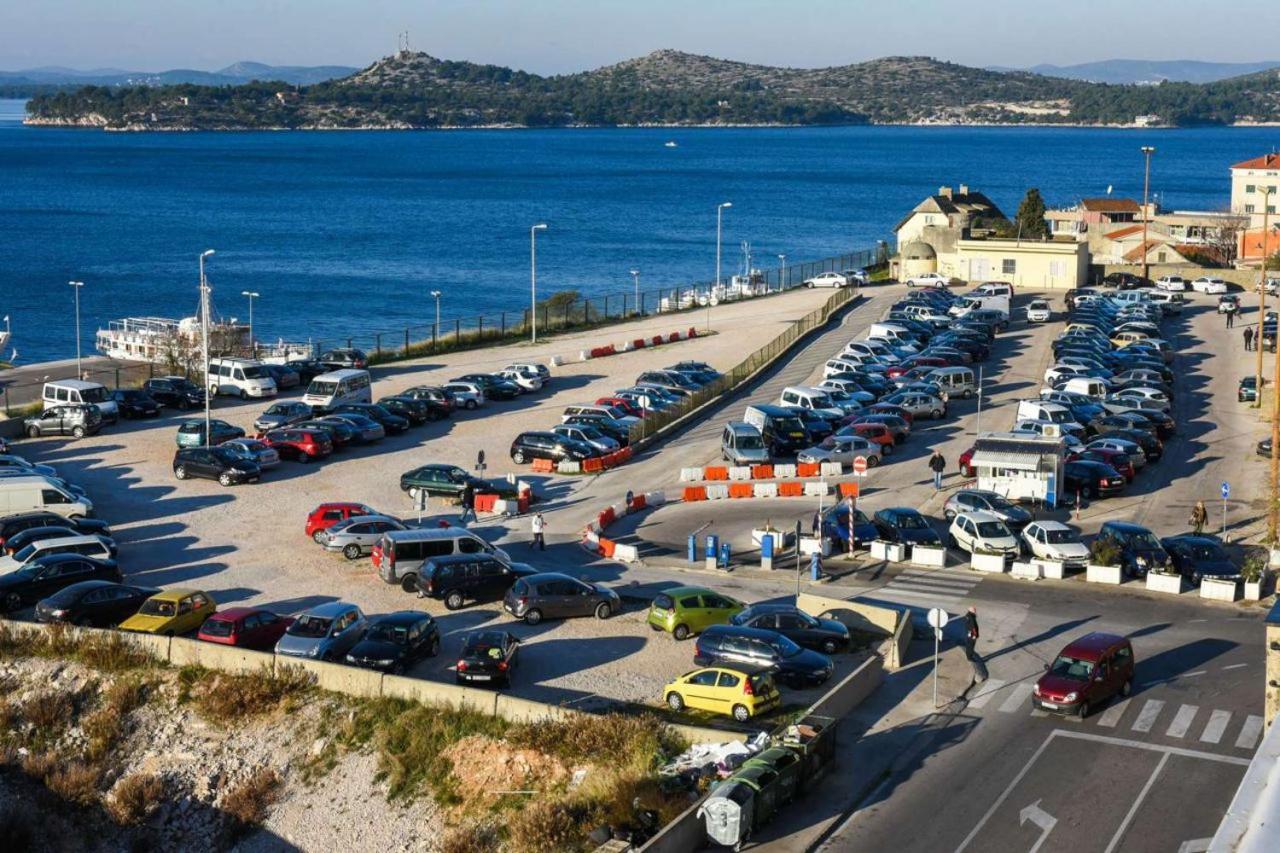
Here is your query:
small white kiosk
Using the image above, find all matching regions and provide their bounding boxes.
[971,432,1065,507]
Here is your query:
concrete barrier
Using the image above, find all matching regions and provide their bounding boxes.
[1200,577,1239,602]
[1086,563,1123,585]
[753,482,779,498]
[809,655,884,719]
[646,490,666,506]
[1011,561,1042,581]
[887,610,913,670]
[288,657,385,699]
[381,673,499,715]
[613,543,640,562]
[911,545,947,568]
[169,637,276,675]
[797,592,897,636]
[494,694,578,723]
[557,460,582,474]
[640,797,707,853]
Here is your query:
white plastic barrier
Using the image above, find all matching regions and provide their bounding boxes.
[548,355,563,367]
[613,543,640,562]
[773,464,797,479]
[728,466,752,481]
[645,490,667,507]
[622,341,635,352]
[680,468,704,482]
[492,499,516,515]
[706,485,730,500]
[579,350,592,361]
[820,462,843,478]
[558,460,582,474]
[804,482,831,497]
[584,529,600,545]
[753,482,779,498]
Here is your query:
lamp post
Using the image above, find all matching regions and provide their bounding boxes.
[630,269,640,316]
[712,201,732,332]
[530,224,548,344]
[67,280,84,377]
[199,249,215,444]
[778,254,787,292]
[1140,146,1156,281]
[1257,188,1271,412]
[430,290,442,345]
[240,290,259,358]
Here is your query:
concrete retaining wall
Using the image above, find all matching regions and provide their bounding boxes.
[381,673,500,715]
[809,655,885,720]
[168,637,275,675]
[639,796,708,853]
[797,592,897,636]
[887,610,914,670]
[1100,263,1258,288]
[289,657,386,699]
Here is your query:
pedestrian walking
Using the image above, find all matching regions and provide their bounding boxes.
[1245,326,1255,351]
[964,606,980,662]
[1190,500,1208,536]
[459,482,476,525]
[928,450,947,491]
[811,509,821,536]
[530,512,545,550]
[1226,307,1235,328]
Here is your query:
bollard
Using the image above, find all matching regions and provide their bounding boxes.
[705,534,719,572]
[688,535,698,564]
[761,532,774,571]
[719,541,732,569]
[811,551,823,581]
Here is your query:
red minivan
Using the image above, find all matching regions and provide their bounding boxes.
[1033,632,1135,718]
[305,502,375,542]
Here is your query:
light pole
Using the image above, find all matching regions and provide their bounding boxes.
[530,224,548,344]
[1140,146,1156,282]
[712,201,732,331]
[430,290,442,345]
[240,290,259,358]
[199,250,215,444]
[630,269,640,316]
[67,280,84,377]
[1257,189,1271,412]
[777,254,787,292]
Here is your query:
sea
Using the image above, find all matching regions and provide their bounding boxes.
[1,97,1277,363]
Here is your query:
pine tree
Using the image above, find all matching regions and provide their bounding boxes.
[1013,189,1049,239]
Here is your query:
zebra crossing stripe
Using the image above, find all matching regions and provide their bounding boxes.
[1200,710,1231,745]
[998,683,1033,714]
[1166,704,1199,739]
[966,679,1006,710]
[1132,699,1165,733]
[1236,715,1264,750]
[1095,699,1129,728]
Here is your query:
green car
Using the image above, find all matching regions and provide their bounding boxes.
[398,463,514,499]
[647,586,745,640]
[175,418,245,448]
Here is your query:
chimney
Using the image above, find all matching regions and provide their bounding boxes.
[939,186,953,199]
[959,184,969,195]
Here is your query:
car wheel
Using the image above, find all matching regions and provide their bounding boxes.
[1121,678,1133,698]
[667,692,685,712]
[312,529,327,544]
[963,389,973,399]
[867,455,880,468]
[72,426,86,438]
[732,704,751,723]
[1077,700,1090,719]
[3,593,21,613]
[930,409,942,419]
[465,400,477,410]
[445,590,465,610]
[595,602,612,620]
[26,426,40,438]
[649,622,662,632]
[512,450,526,464]
[673,624,690,641]
[239,389,248,400]
[297,452,310,464]
[342,544,362,560]
[218,473,233,487]
[524,608,543,626]
[822,639,838,655]
[944,510,955,520]
[174,465,188,480]
[209,384,219,397]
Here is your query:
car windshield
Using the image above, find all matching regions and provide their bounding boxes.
[240,365,265,379]
[1045,529,1076,544]
[139,599,177,617]
[1128,532,1163,550]
[308,380,338,396]
[988,497,1016,512]
[1186,543,1226,561]
[976,521,1010,538]
[770,635,804,658]
[892,514,928,529]
[776,416,805,433]
[79,386,109,403]
[200,619,234,637]
[737,434,764,449]
[367,623,410,645]
[288,615,332,637]
[1049,655,1095,680]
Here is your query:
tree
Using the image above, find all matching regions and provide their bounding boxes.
[1012,189,1049,240]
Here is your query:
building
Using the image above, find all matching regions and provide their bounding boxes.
[971,433,1065,506]
[1231,153,1280,228]
[894,185,1005,256]
[1078,197,1142,226]
[951,238,1089,290]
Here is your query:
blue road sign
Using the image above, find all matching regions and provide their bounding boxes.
[1222,481,1230,499]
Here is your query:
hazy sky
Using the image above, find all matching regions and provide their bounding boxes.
[4,0,1278,73]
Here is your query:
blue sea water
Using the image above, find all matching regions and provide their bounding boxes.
[1,97,1276,363]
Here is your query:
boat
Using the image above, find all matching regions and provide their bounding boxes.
[0,315,10,360]
[664,141,678,148]
[95,315,248,364]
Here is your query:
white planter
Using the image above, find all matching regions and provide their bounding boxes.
[1011,561,1041,580]
[799,536,831,557]
[1038,560,1066,580]
[1087,563,1123,585]
[1200,577,1240,602]
[883,542,906,563]
[970,551,1009,573]
[1271,549,1280,569]
[869,540,891,560]
[1244,580,1265,601]
[912,545,947,568]
[1146,572,1186,595]
[751,529,793,553]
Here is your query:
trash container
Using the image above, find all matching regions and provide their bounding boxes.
[778,714,837,789]
[698,779,755,849]
[741,746,803,804]
[728,765,782,827]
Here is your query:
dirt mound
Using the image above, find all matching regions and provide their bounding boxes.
[441,736,579,810]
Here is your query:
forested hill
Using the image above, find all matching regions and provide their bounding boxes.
[22,49,1280,130]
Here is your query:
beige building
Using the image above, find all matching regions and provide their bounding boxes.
[894,186,1005,256]
[1231,153,1280,228]
[950,238,1089,290]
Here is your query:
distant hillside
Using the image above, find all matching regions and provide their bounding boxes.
[0,61,358,94]
[1023,59,1280,85]
[22,49,1280,130]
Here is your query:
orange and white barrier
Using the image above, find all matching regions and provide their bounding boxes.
[581,490,664,563]
[680,461,846,482]
[682,481,846,502]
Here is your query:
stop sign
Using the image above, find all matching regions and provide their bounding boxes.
[852,456,868,475]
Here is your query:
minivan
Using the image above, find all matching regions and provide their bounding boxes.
[867,323,917,347]
[721,422,770,464]
[927,366,977,399]
[42,380,118,423]
[1032,632,1134,718]
[414,553,533,610]
[743,405,809,456]
[373,528,512,591]
[302,369,372,409]
[778,387,844,419]
[207,358,277,399]
[0,533,115,573]
[1016,400,1083,432]
[0,476,94,519]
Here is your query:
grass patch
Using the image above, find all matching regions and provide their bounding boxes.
[107,772,165,825]
[221,766,281,828]
[45,761,102,806]
[0,623,157,672]
[20,691,73,742]
[180,664,313,723]
[508,712,684,776]
[441,821,503,853]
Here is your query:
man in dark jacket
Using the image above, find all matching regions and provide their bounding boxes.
[929,451,947,490]
[460,482,476,525]
[964,606,980,661]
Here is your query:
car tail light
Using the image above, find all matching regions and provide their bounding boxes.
[457,661,468,672]
[743,679,754,696]
[498,661,509,672]
[517,597,527,607]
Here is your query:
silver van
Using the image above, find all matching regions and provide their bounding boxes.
[721,422,770,464]
[373,527,512,591]
[0,475,94,519]
[42,380,118,423]
[927,366,977,399]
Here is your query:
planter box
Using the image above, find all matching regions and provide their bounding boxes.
[1146,572,1186,595]
[799,536,831,557]
[869,540,890,560]
[1200,577,1240,602]
[1086,563,1123,585]
[868,541,905,562]
[751,529,794,553]
[1038,560,1067,580]
[911,545,947,568]
[1271,549,1280,569]
[1244,579,1265,601]
[970,551,1008,574]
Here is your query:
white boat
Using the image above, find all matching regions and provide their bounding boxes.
[95,315,249,363]
[664,141,678,148]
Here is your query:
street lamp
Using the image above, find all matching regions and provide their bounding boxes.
[430,290,442,345]
[1140,146,1156,281]
[777,254,787,292]
[712,202,732,332]
[630,269,640,316]
[530,224,548,344]
[67,280,84,377]
[199,249,215,444]
[240,290,259,358]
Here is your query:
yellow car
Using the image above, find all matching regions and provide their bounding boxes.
[662,666,780,722]
[119,589,216,636]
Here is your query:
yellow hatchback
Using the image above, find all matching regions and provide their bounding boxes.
[662,666,780,722]
[119,589,216,636]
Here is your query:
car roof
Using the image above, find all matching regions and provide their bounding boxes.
[1030,520,1070,531]
[957,511,1002,524]
[1059,632,1129,659]
[518,572,576,584]
[1101,521,1149,533]
[372,610,429,626]
[302,601,356,617]
[208,607,258,621]
[740,603,798,614]
[702,623,782,640]
[149,588,203,602]
[657,586,712,597]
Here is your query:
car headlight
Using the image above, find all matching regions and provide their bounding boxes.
[308,646,321,658]
[1063,692,1078,703]
[1033,683,1041,696]
[375,659,395,668]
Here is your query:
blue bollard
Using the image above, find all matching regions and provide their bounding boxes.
[761,534,774,560]
[705,534,719,571]
[687,534,698,564]
[811,551,823,581]
[719,541,731,569]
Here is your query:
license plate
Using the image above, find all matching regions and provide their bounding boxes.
[1041,702,1058,709]
[470,674,491,681]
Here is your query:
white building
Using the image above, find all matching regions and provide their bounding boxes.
[1231,153,1280,228]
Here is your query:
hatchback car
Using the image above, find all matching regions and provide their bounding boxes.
[398,463,492,498]
[1033,633,1135,718]
[197,607,293,650]
[119,589,216,636]
[112,389,162,419]
[0,512,110,551]
[377,395,438,425]
[872,508,942,546]
[453,373,521,401]
[646,586,745,640]
[415,554,533,610]
[942,490,1032,529]
[274,602,367,660]
[306,502,376,542]
[1097,521,1170,578]
[552,424,619,454]
[1240,376,1261,403]
[293,418,356,449]
[2,525,116,559]
[144,376,206,409]
[730,604,849,655]
[1063,460,1126,499]
[317,348,368,369]
[442,382,485,409]
[509,432,594,464]
[260,427,333,462]
[663,666,780,722]
[947,511,1019,559]
[173,446,262,486]
[331,402,410,434]
[456,629,519,687]
[175,418,244,448]
[25,404,103,439]
[821,502,879,552]
[694,624,833,688]
[797,434,881,467]
[324,412,385,443]
[34,579,156,627]
[345,611,440,673]
[503,572,620,624]
[1020,521,1089,569]
[322,514,408,560]
[1161,535,1238,585]
[220,437,280,469]
[254,401,315,432]
[0,554,123,613]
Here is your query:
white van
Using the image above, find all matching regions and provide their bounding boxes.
[0,475,94,519]
[1108,290,1150,307]
[823,356,869,378]
[867,323,916,347]
[0,533,114,573]
[1060,377,1110,401]
[927,366,977,399]
[1015,400,1084,436]
[779,386,845,419]
[42,379,118,423]
[207,358,277,399]
[303,369,372,409]
[974,282,1014,299]
[949,293,1010,319]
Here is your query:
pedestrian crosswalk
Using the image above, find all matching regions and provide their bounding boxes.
[965,679,1264,752]
[874,568,983,610]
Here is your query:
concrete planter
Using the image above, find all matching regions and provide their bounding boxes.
[1271,549,1280,569]
[1146,571,1186,596]
[868,540,905,562]
[1200,577,1239,602]
[1011,561,1042,580]
[1087,563,1123,585]
[970,551,1008,574]
[911,545,947,568]
[751,529,793,553]
[1244,579,1266,601]
[1038,560,1067,580]
[799,536,831,557]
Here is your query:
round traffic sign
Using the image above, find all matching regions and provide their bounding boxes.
[927,608,950,630]
[852,456,868,475]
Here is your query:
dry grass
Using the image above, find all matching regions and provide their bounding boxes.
[20,691,73,738]
[20,749,58,780]
[179,664,312,722]
[441,821,503,853]
[0,623,156,672]
[221,766,282,827]
[45,761,102,806]
[107,772,165,825]
[509,712,683,775]
[506,798,606,853]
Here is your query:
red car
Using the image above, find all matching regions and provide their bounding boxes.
[596,396,645,418]
[842,422,895,452]
[260,427,333,463]
[866,403,914,424]
[197,607,293,650]
[1032,632,1134,718]
[958,446,976,478]
[1078,448,1136,482]
[306,502,375,541]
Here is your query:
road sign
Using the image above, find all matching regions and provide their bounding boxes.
[852,456,869,476]
[927,608,949,630]
[928,608,950,709]
[1221,481,1230,499]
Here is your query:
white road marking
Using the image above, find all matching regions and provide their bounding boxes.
[1200,710,1231,744]
[1103,752,1170,853]
[1019,800,1057,853]
[953,732,1058,853]
[1236,715,1264,750]
[966,679,1007,710]
[998,683,1033,714]
[1222,663,1248,671]
[1166,704,1199,739]
[1177,840,1211,853]
[1132,699,1165,733]
[1095,698,1129,728]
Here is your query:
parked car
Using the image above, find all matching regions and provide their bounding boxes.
[307,416,362,446]
[1032,633,1135,718]
[331,402,410,434]
[377,395,436,425]
[662,666,780,722]
[946,511,1019,559]
[821,503,879,552]
[872,508,942,546]
[1096,520,1170,578]
[111,388,162,419]
[1161,535,1239,585]
[317,348,368,370]
[497,368,544,393]
[1020,521,1089,568]
[942,490,1032,529]
[254,401,315,432]
[453,374,520,401]
[24,404,103,439]
[1191,276,1228,294]
[1062,459,1126,499]
[175,418,244,448]
[1077,448,1136,482]
[322,514,408,560]
[345,611,440,673]
[1154,275,1187,292]
[173,446,262,486]
[443,381,485,409]
[1026,299,1052,323]
[260,427,333,462]
[0,512,110,551]
[804,271,850,288]
[34,579,156,627]
[552,424,620,454]
[400,385,455,412]
[456,629,519,687]
[3,525,116,559]
[730,603,850,655]
[0,553,123,612]
[646,586,745,640]
[324,412,388,443]
[305,502,376,542]
[197,607,293,650]
[143,376,206,409]
[220,437,281,469]
[906,272,950,288]
[262,363,301,390]
[0,533,113,573]
[399,464,491,498]
[415,553,534,610]
[509,432,594,464]
[119,589,216,636]
[274,602,367,660]
[503,572,620,624]
[1219,294,1242,314]
[1240,376,1261,403]
[796,434,881,467]
[694,624,833,688]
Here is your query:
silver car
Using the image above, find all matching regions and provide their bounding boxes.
[882,392,946,419]
[797,434,881,467]
[552,424,619,454]
[0,454,58,479]
[275,602,367,661]
[325,414,385,442]
[323,515,409,560]
[254,401,314,432]
[221,438,281,469]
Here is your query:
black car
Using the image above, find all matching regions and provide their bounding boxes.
[509,431,594,464]
[415,554,535,610]
[0,512,111,550]
[400,386,455,411]
[730,604,850,655]
[0,554,123,613]
[1098,521,1170,578]
[1123,408,1176,439]
[453,373,520,401]
[1240,376,1261,403]
[1108,428,1163,461]
[872,508,942,546]
[456,629,520,687]
[562,415,631,447]
[112,389,162,419]
[34,579,156,627]
[289,418,353,449]
[283,359,331,384]
[694,624,833,688]
[399,463,494,498]
[1259,437,1273,457]
[4,525,117,559]
[1161,535,1238,585]
[1063,460,1126,499]
[173,446,262,486]
[344,611,440,674]
[317,348,368,369]
[378,396,442,425]
[143,376,205,409]
[330,403,410,434]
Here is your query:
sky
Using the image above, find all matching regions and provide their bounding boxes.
[3,0,1279,74]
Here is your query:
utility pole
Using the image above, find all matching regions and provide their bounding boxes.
[1257,189,1271,411]
[712,202,732,332]
[630,269,640,315]
[1140,146,1156,282]
[1271,206,1280,541]
[430,290,442,344]
[530,224,547,344]
[68,280,84,377]
[240,290,259,358]
[199,250,215,444]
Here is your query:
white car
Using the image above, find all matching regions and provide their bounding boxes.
[1218,295,1240,314]
[906,272,950,288]
[1026,300,1052,323]
[1020,521,1089,566]
[1190,276,1228,294]
[947,511,1020,557]
[796,434,882,467]
[442,381,485,409]
[497,368,543,393]
[1043,363,1093,385]
[805,272,850,288]
[1154,275,1187,292]
[1012,422,1084,448]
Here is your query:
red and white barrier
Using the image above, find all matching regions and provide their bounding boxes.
[579,327,699,361]
[581,490,663,563]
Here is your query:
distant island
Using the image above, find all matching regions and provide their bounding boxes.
[22,49,1280,131]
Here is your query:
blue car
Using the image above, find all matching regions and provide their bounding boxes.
[823,504,879,551]
[873,507,943,546]
[1097,521,1169,578]
[1161,535,1238,585]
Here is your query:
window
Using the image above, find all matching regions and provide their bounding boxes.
[56,387,70,402]
[679,596,701,610]
[717,672,741,689]
[1157,252,1167,263]
[41,489,69,505]
[688,671,719,687]
[1002,259,1016,275]
[703,595,734,610]
[1247,184,1256,193]
[458,537,482,554]
[1246,204,1256,213]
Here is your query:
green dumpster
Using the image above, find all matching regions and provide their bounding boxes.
[728,765,783,827]
[741,747,803,804]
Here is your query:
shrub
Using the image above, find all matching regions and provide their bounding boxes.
[1089,537,1121,567]
[77,632,156,672]
[442,822,502,853]
[46,761,102,806]
[107,773,165,825]
[21,691,72,739]
[186,665,313,722]
[82,706,124,762]
[20,749,58,781]
[506,798,605,853]
[1243,547,1268,583]
[221,766,281,827]
[508,713,682,775]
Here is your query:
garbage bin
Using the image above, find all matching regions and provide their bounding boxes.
[698,779,755,849]
[778,714,837,789]
[741,746,803,804]
[728,765,783,827]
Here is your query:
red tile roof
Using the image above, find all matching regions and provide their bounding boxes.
[1104,225,1145,240]
[1232,153,1280,170]
[1081,198,1141,213]
[1122,239,1173,263]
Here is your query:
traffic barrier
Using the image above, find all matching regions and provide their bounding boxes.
[683,486,708,502]
[797,463,821,478]
[820,462,843,478]
[680,467,703,482]
[652,335,663,346]
[622,341,634,352]
[598,507,617,529]
[474,493,499,513]
[704,466,729,481]
[753,482,779,498]
[750,464,774,479]
[688,327,698,339]
[557,460,581,474]
[728,466,752,481]
[579,349,591,361]
[729,483,754,499]
[548,355,563,367]
[628,494,646,511]
[492,499,515,515]
[804,482,830,496]
[610,502,628,520]
[614,446,633,463]
[779,482,804,497]
[837,482,859,498]
[613,543,640,562]
[706,484,731,500]
[667,332,680,342]
[646,490,666,506]
[531,458,555,473]
[774,464,797,479]
[582,457,604,473]
[598,537,617,558]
